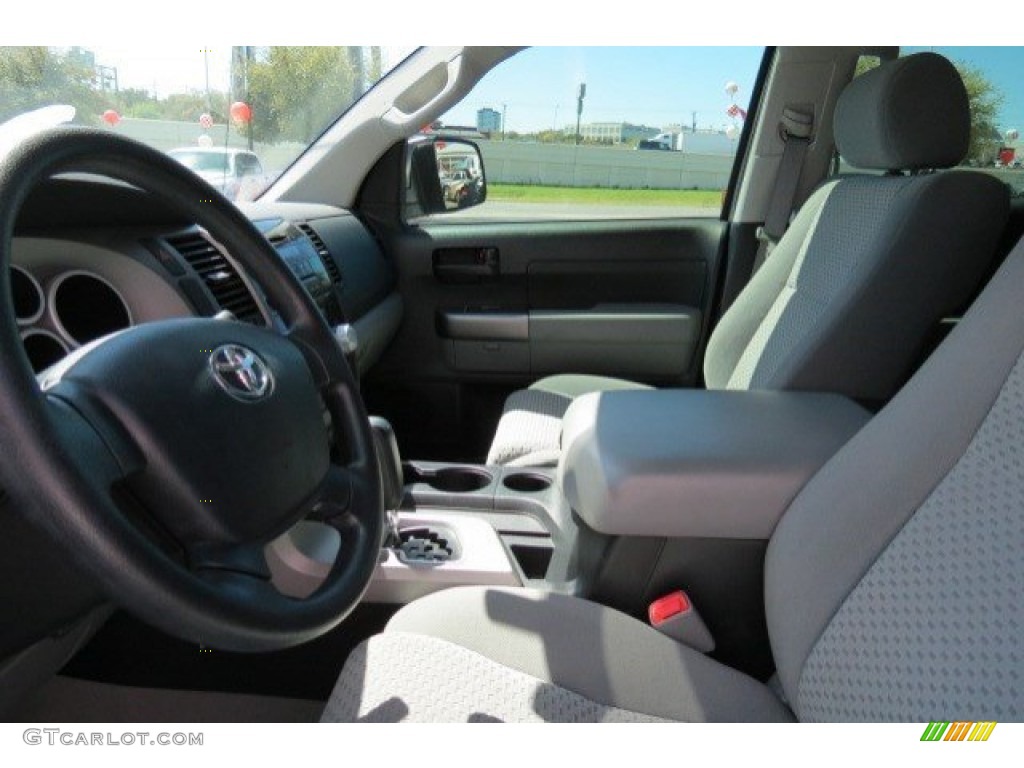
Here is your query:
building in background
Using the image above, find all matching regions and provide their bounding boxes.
[476,108,502,136]
[578,122,659,144]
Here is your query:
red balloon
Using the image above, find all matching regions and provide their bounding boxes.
[102,109,121,126]
[229,101,252,124]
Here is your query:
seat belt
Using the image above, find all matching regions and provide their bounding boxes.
[752,105,815,273]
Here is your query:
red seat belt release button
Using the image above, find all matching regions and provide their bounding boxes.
[648,591,690,625]
[648,590,715,654]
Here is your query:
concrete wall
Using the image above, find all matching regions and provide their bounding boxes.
[477,140,736,190]
[113,118,305,177]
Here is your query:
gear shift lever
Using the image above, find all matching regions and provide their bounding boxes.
[368,416,403,547]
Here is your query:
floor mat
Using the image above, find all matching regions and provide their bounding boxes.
[60,604,396,701]
[15,676,323,723]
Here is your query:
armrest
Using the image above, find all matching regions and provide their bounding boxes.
[559,389,871,540]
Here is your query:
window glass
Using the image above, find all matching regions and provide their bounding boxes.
[0,46,415,202]
[427,46,765,221]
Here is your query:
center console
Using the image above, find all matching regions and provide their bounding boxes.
[266,387,871,676]
[265,420,579,605]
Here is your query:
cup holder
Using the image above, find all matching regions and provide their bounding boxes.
[412,466,492,493]
[502,472,552,493]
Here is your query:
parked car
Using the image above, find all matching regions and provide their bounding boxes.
[167,146,271,201]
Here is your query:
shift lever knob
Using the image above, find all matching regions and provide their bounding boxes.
[368,416,404,514]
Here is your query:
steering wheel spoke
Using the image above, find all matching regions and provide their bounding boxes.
[187,540,273,581]
[44,393,135,492]
[310,464,383,557]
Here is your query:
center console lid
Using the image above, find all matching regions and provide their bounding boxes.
[559,389,871,540]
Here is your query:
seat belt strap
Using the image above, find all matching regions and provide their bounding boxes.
[752,106,814,273]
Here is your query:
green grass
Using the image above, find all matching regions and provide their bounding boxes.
[488,183,722,207]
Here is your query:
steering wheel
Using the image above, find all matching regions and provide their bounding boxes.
[0,127,383,652]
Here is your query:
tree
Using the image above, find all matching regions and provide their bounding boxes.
[0,47,107,125]
[245,47,356,144]
[957,62,1003,164]
[159,91,228,123]
[369,47,383,83]
[854,55,1004,165]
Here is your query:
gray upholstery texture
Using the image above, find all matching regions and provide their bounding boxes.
[323,633,670,722]
[486,375,652,466]
[703,180,833,390]
[326,586,794,723]
[724,176,908,389]
[487,51,1007,468]
[766,239,1024,717]
[834,52,969,171]
[799,353,1024,721]
[714,170,1007,399]
[485,388,571,467]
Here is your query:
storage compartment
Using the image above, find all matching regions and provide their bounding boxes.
[502,534,555,581]
[502,472,552,493]
[406,464,493,493]
[529,303,700,378]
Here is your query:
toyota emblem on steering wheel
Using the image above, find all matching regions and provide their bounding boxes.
[209,344,275,402]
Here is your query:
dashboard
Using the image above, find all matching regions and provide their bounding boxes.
[10,176,403,379]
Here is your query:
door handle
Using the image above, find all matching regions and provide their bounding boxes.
[433,247,499,283]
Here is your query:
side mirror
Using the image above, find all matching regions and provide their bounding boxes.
[405,135,487,217]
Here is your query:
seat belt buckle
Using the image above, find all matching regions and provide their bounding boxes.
[648,590,715,653]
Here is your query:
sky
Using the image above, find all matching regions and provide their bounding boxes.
[73,45,1024,140]
[86,46,417,99]
[440,47,765,134]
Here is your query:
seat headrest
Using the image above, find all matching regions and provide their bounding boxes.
[835,52,970,171]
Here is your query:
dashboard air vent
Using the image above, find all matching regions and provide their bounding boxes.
[165,231,263,325]
[298,223,342,285]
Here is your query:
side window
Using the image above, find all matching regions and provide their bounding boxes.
[840,48,1024,197]
[426,46,764,221]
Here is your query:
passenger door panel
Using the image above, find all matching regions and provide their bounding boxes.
[366,218,724,460]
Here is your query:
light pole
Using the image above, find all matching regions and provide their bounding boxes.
[575,83,586,146]
[502,103,507,141]
[203,48,212,113]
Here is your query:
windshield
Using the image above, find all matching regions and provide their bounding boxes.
[0,46,415,201]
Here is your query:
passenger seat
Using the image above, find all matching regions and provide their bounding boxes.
[487,52,1010,467]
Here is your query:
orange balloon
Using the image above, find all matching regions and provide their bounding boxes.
[230,101,252,124]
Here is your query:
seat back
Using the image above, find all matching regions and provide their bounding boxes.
[705,53,1009,403]
[765,229,1024,721]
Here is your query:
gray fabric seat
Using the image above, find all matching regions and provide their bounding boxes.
[487,52,1010,467]
[325,218,1024,723]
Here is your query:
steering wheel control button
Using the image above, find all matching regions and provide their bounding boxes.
[208,343,274,402]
